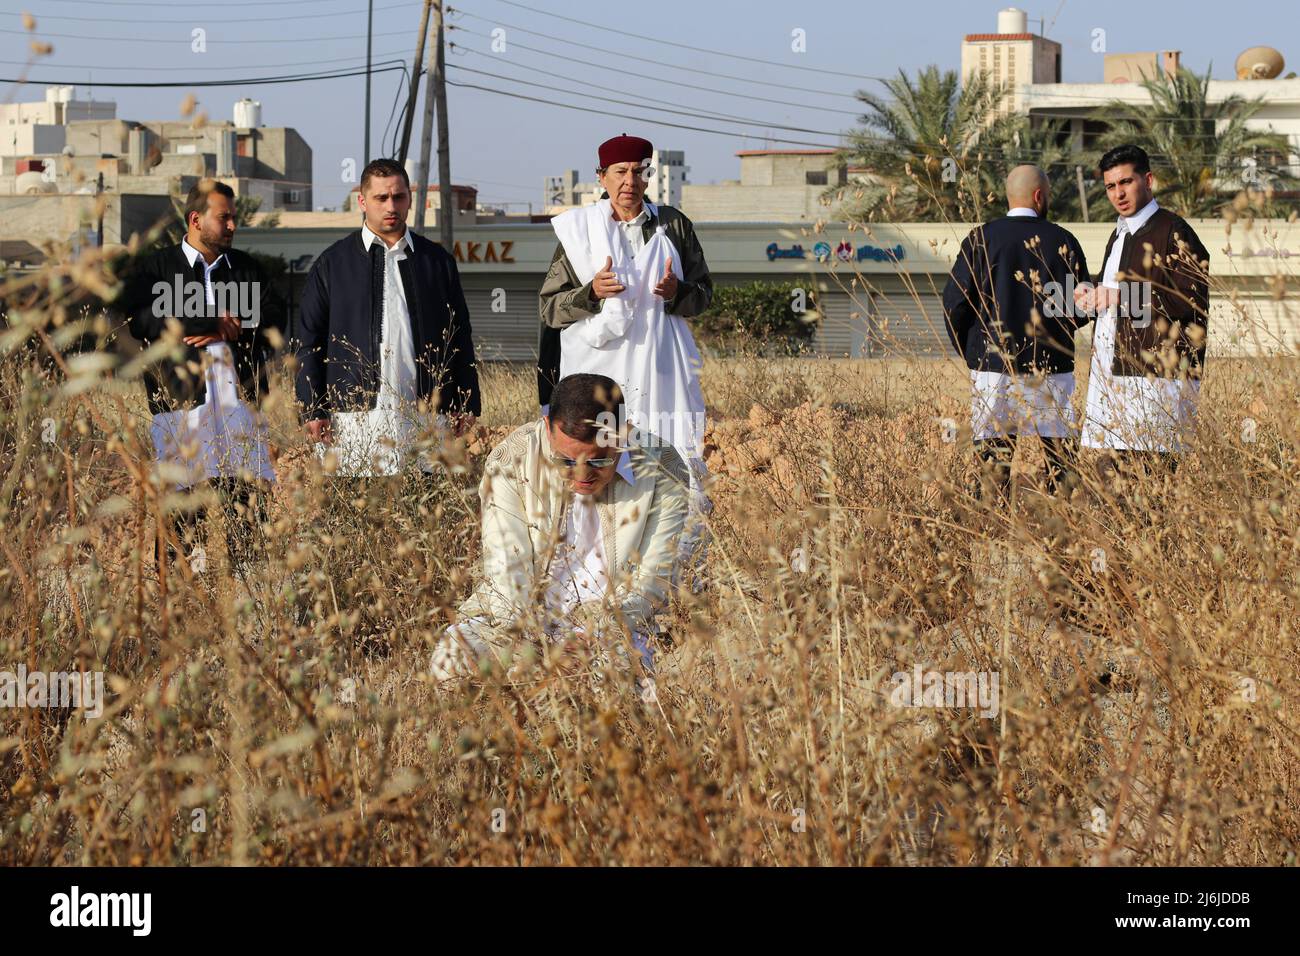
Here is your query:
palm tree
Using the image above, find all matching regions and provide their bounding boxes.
[837,66,1022,224]
[997,115,1116,222]
[1092,65,1297,218]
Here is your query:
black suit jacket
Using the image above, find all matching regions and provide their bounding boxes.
[294,229,481,421]
[942,214,1090,375]
[125,243,284,415]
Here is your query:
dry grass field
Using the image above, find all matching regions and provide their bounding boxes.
[2,271,1298,865]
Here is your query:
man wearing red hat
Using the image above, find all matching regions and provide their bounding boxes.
[539,133,714,584]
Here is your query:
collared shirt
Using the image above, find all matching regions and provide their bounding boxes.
[151,239,273,487]
[1101,198,1160,288]
[1083,198,1198,451]
[360,223,417,406]
[545,450,634,616]
[613,202,652,258]
[969,205,1075,440]
[324,224,435,476]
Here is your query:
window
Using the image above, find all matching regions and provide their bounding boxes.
[806,170,828,186]
[286,189,301,204]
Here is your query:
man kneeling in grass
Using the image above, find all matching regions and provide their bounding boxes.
[430,373,689,681]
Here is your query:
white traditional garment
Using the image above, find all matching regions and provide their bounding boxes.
[1082,198,1200,452]
[150,239,274,489]
[543,451,636,616]
[320,225,446,476]
[434,450,636,679]
[550,198,706,463]
[970,207,1076,441]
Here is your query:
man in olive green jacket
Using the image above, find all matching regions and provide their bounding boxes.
[536,136,713,410]
[537,134,714,587]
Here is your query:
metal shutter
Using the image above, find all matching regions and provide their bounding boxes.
[460,276,545,362]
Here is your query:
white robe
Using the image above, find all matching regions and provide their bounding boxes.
[151,243,274,489]
[1082,199,1200,452]
[550,199,706,462]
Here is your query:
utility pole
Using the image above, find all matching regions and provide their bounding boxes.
[363,0,374,164]
[433,0,453,250]
[397,0,432,168]
[414,1,438,233]
[1075,165,1089,222]
[95,171,104,248]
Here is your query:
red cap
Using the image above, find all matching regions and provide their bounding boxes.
[598,134,653,168]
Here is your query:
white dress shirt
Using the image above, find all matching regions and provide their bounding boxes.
[969,207,1076,441]
[614,204,651,259]
[150,239,274,488]
[1082,199,1199,451]
[323,225,445,476]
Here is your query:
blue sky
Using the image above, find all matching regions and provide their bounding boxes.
[4,0,1296,210]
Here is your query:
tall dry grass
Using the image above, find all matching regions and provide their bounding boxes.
[1,234,1298,867]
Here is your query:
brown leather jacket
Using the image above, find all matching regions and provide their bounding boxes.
[1096,207,1210,379]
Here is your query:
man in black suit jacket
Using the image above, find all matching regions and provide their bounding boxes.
[125,178,284,570]
[295,158,479,479]
[943,165,1090,500]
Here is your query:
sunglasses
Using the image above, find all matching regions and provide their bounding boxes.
[546,452,619,470]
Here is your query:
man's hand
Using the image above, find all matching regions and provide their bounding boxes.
[591,256,626,299]
[306,417,333,446]
[182,314,240,348]
[653,256,678,301]
[1073,283,1118,315]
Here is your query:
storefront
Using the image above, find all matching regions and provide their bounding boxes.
[241,218,1299,362]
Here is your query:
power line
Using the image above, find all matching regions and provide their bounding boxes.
[0,62,409,88]
[25,2,420,23]
[451,45,865,119]
[38,0,363,6]
[482,0,882,81]
[448,63,845,139]
[446,22,866,101]
[0,50,415,71]
[0,26,414,44]
[446,78,842,149]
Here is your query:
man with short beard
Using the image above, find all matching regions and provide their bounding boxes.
[126,178,283,571]
[943,164,1090,500]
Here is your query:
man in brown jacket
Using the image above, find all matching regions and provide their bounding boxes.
[1074,144,1210,472]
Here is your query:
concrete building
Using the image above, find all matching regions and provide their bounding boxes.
[0,88,313,248]
[544,169,597,210]
[545,147,689,213]
[960,7,1062,115]
[647,149,688,208]
[1020,74,1300,178]
[959,11,1300,178]
[681,149,857,222]
[238,216,1299,364]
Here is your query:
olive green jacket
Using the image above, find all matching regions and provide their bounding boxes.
[537,202,712,406]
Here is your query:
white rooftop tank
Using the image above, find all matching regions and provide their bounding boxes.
[998,7,1028,33]
[233,98,261,129]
